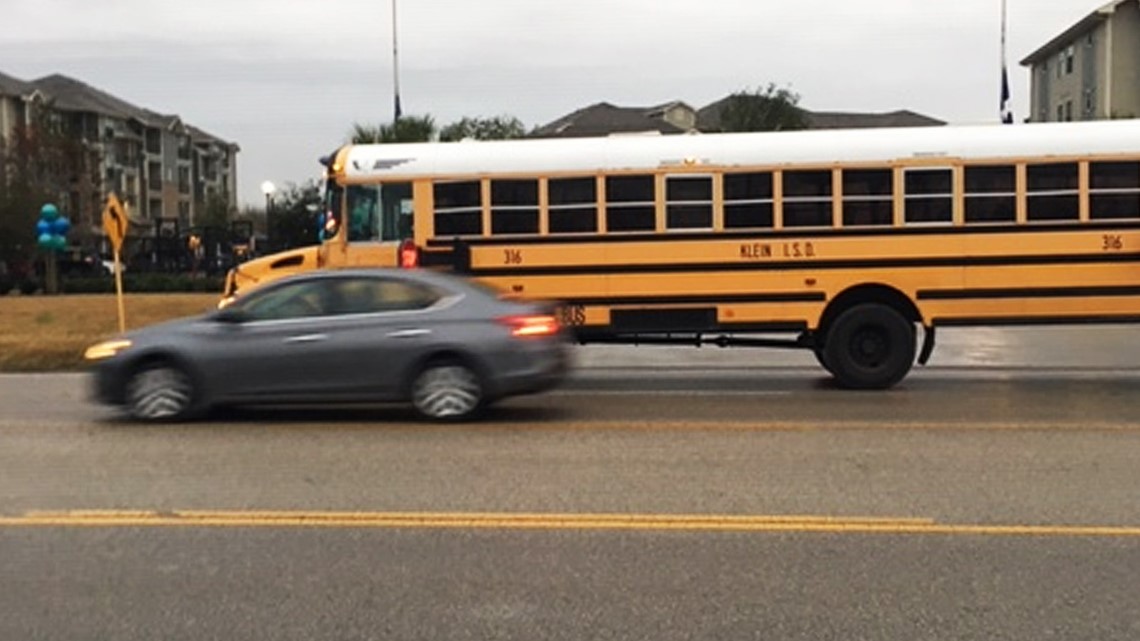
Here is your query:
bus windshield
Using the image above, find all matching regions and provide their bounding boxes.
[346,183,413,242]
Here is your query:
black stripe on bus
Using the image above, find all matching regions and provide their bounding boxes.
[424,221,1140,247]
[465,252,1140,278]
[934,315,1140,327]
[561,292,826,307]
[917,285,1140,300]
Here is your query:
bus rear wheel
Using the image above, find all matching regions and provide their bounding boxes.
[821,303,915,389]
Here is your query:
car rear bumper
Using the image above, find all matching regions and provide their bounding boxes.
[489,343,570,398]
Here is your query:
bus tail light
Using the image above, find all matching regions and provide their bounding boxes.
[498,314,561,338]
[399,240,419,268]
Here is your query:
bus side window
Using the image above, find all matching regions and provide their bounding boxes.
[491,179,539,235]
[1090,161,1140,220]
[434,181,483,236]
[841,169,893,227]
[964,165,1016,224]
[783,170,833,228]
[904,168,953,225]
[379,182,414,241]
[605,175,655,232]
[724,172,774,229]
[1027,162,1079,222]
[549,177,598,234]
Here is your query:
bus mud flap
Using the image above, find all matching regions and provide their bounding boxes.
[917,325,936,366]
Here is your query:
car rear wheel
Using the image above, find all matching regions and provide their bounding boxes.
[125,363,197,422]
[410,361,484,422]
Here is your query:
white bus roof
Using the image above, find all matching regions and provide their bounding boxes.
[339,120,1140,181]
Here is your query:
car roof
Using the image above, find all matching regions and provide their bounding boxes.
[272,267,474,292]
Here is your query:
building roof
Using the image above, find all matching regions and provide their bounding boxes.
[805,110,946,129]
[0,70,34,97]
[30,73,154,123]
[1021,0,1137,65]
[0,69,237,147]
[531,102,690,138]
[696,95,943,132]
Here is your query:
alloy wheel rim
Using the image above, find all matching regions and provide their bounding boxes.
[412,365,481,418]
[127,368,192,420]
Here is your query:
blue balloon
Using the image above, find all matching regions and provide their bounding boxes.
[52,216,70,235]
[37,232,54,248]
[36,220,51,235]
[39,203,59,222]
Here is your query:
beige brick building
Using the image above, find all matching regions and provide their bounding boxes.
[1021,0,1140,122]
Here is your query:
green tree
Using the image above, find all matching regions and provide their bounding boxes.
[0,101,101,272]
[714,84,809,132]
[198,191,233,231]
[349,115,437,144]
[267,180,323,251]
[439,115,527,141]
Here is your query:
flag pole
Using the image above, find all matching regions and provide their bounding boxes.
[1000,0,1013,123]
[392,0,402,122]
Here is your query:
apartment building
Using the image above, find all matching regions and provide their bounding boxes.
[1021,0,1140,122]
[0,71,238,239]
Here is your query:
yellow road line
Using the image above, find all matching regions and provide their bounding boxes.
[2,510,1140,537]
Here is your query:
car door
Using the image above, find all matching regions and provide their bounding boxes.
[314,274,452,399]
[200,278,350,401]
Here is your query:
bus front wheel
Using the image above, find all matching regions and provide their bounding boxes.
[821,303,915,390]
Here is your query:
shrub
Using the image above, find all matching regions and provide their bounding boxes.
[60,274,226,294]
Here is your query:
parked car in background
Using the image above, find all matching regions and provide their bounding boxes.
[85,268,569,421]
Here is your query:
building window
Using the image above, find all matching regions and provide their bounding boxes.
[1065,46,1075,74]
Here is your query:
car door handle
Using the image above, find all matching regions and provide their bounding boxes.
[283,333,329,344]
[386,329,431,339]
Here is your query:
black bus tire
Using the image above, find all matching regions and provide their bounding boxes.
[822,303,915,390]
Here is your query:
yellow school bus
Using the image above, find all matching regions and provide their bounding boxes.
[222,120,1140,388]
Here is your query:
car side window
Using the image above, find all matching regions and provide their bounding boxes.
[328,277,444,315]
[237,281,335,321]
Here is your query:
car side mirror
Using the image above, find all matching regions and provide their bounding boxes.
[213,308,249,324]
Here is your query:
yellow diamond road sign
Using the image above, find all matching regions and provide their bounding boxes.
[102,194,128,253]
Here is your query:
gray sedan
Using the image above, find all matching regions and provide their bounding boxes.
[86,268,568,422]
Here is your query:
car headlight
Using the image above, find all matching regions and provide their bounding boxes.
[84,339,133,361]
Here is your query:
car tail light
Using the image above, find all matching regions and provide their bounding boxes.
[499,314,560,338]
[399,239,419,268]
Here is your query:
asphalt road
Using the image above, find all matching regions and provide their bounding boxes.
[2,327,1140,640]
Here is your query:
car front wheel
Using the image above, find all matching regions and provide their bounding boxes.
[125,363,197,422]
[410,361,484,422]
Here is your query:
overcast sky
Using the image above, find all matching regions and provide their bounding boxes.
[0,0,1104,207]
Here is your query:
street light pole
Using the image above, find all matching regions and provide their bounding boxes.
[260,180,276,251]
